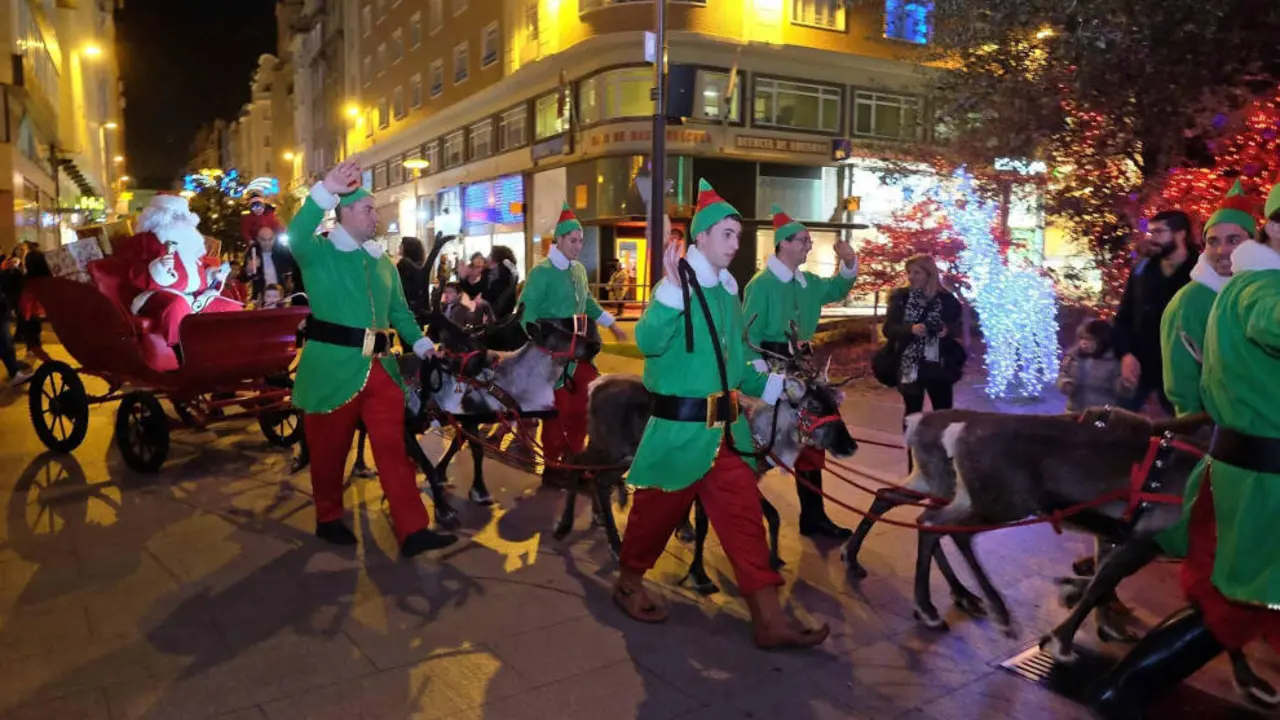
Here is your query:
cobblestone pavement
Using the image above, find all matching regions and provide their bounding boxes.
[0,345,1273,719]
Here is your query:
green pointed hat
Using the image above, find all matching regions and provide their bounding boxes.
[771,204,807,247]
[553,201,582,237]
[1204,179,1257,236]
[689,179,740,240]
[1266,178,1280,220]
[338,186,373,207]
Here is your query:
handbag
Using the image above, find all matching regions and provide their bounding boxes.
[871,341,899,388]
[939,337,968,384]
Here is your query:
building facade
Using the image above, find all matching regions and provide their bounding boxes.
[1,0,127,253]
[290,0,348,195]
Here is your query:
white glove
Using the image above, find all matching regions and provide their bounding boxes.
[413,336,436,359]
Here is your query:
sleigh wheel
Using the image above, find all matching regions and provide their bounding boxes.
[259,408,303,447]
[28,361,90,453]
[115,392,170,473]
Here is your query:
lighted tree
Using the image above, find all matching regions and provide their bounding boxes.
[856,197,965,300]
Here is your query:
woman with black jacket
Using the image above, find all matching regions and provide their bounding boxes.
[881,254,965,418]
[397,236,432,324]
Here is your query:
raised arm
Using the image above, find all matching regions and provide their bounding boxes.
[290,161,363,266]
[387,257,433,357]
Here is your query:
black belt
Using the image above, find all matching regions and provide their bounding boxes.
[651,391,740,428]
[303,315,393,357]
[1209,427,1280,474]
[760,340,812,358]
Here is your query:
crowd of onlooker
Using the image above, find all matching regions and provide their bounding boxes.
[0,241,53,387]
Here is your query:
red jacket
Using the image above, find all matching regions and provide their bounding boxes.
[241,207,283,245]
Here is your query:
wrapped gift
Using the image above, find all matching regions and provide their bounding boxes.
[47,236,106,284]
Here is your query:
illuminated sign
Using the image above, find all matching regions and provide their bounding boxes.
[462,175,525,230]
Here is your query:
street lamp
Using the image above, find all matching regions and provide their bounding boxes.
[104,121,118,130]
[113,155,124,163]
[283,151,295,161]
[83,44,104,58]
[342,104,361,160]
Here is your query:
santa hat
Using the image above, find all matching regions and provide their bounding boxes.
[553,201,582,237]
[1266,178,1280,221]
[1205,179,1258,236]
[689,179,740,240]
[138,193,200,234]
[771,204,807,247]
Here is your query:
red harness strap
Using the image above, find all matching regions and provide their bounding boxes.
[1124,436,1198,520]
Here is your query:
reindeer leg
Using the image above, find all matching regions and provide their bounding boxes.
[913,530,948,631]
[675,514,696,543]
[934,543,986,618]
[759,495,784,570]
[949,532,1016,638]
[1230,649,1280,709]
[466,422,494,505]
[1041,537,1158,663]
[594,473,623,562]
[679,498,719,596]
[405,423,459,529]
[842,488,916,579]
[553,475,579,540]
[351,424,377,478]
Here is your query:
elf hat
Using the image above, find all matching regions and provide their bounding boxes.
[338,186,373,208]
[689,178,740,240]
[1204,179,1258,236]
[553,201,582,237]
[1266,178,1280,220]
[771,204,807,247]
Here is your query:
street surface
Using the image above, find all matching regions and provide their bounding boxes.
[0,341,1272,719]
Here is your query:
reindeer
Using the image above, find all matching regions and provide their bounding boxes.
[838,406,1276,707]
[551,320,858,595]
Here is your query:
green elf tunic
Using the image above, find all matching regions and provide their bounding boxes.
[743,255,857,349]
[517,244,616,383]
[627,245,784,492]
[287,184,431,414]
[1195,239,1280,607]
[1155,254,1229,557]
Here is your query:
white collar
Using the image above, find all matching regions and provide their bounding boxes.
[548,245,571,270]
[1231,240,1280,274]
[685,245,738,295]
[766,255,807,288]
[328,224,384,258]
[1189,253,1229,293]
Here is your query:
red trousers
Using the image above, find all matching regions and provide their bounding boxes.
[304,363,429,544]
[619,445,783,596]
[541,362,598,463]
[1181,465,1280,652]
[139,291,240,345]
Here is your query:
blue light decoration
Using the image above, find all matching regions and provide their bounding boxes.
[462,175,525,231]
[941,167,1060,399]
[244,175,279,197]
[885,0,934,45]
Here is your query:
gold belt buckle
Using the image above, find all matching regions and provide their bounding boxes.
[705,390,739,429]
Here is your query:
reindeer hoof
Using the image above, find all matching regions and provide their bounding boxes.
[913,607,948,631]
[552,522,573,540]
[769,555,786,571]
[953,593,987,618]
[846,561,868,580]
[1055,576,1086,609]
[1039,634,1078,664]
[468,487,495,506]
[1235,675,1280,709]
[679,572,719,597]
[1097,618,1139,644]
[434,506,460,530]
[675,525,696,544]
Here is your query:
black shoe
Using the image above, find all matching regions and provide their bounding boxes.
[1091,605,1224,719]
[401,528,459,557]
[316,520,358,546]
[800,516,853,540]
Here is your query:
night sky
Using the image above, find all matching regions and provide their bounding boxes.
[115,0,277,189]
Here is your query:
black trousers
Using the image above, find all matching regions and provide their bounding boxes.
[901,379,954,472]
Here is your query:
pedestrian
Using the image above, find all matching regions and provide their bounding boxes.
[482,245,525,351]
[612,179,828,649]
[457,252,488,305]
[1112,210,1198,416]
[0,280,32,387]
[1091,181,1280,718]
[1057,319,1132,413]
[396,236,431,326]
[742,204,859,539]
[240,190,283,247]
[285,160,455,557]
[16,245,51,365]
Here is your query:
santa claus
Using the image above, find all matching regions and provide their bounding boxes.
[127,193,239,345]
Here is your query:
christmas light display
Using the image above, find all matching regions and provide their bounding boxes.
[943,168,1061,399]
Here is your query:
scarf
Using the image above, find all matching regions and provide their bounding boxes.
[898,289,942,385]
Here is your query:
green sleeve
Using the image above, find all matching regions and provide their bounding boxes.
[815,272,856,306]
[586,294,605,322]
[1160,296,1204,417]
[635,296,683,356]
[742,276,769,346]
[517,266,546,324]
[1243,284,1280,350]
[387,258,425,347]
[286,192,329,266]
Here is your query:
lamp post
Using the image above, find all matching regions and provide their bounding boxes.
[647,0,668,296]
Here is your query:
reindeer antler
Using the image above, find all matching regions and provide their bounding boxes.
[743,314,792,365]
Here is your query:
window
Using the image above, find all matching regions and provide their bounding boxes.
[694,70,741,122]
[579,67,652,124]
[453,0,468,15]
[884,0,933,44]
[430,59,444,97]
[362,56,372,86]
[361,4,372,35]
[481,22,500,68]
[752,77,841,133]
[265,159,272,174]
[390,155,405,185]
[580,0,706,10]
[377,97,390,128]
[263,134,271,148]
[469,119,493,160]
[852,90,921,140]
[424,140,440,172]
[453,42,469,84]
[429,0,443,33]
[443,130,465,168]
[498,105,528,150]
[410,12,422,48]
[376,0,387,19]
[393,86,406,119]
[411,74,424,108]
[392,29,404,63]
[791,0,846,31]
[377,44,387,75]
[373,162,388,191]
[365,108,374,137]
[534,91,571,139]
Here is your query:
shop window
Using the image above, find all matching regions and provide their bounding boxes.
[852,90,921,141]
[430,60,444,97]
[482,22,500,68]
[694,70,741,122]
[443,130,466,168]
[579,67,652,125]
[885,0,933,44]
[410,12,422,48]
[498,106,528,150]
[534,91,572,139]
[390,155,405,185]
[752,77,841,133]
[429,0,443,33]
[454,42,469,85]
[393,86,406,120]
[469,119,493,160]
[411,74,423,108]
[792,0,846,30]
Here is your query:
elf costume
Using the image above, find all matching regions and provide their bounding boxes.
[742,204,857,538]
[517,202,618,467]
[1094,226,1280,717]
[288,182,453,557]
[619,179,789,601]
[1156,184,1252,557]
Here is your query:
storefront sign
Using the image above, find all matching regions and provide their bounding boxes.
[532,134,572,161]
[584,126,713,153]
[734,135,829,155]
[463,175,525,230]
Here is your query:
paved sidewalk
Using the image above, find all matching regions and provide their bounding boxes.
[0,346,1270,719]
